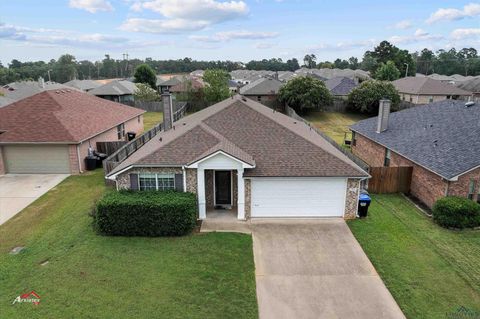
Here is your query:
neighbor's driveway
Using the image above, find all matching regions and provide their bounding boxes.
[252,219,405,319]
[0,174,69,225]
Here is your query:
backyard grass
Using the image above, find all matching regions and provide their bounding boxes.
[0,170,257,319]
[143,111,163,131]
[303,112,368,145]
[348,194,480,318]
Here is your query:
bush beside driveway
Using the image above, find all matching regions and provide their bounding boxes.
[348,194,480,318]
[0,170,257,319]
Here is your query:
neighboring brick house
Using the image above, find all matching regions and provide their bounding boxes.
[106,95,369,221]
[392,77,471,105]
[0,89,144,175]
[350,100,480,208]
[89,80,136,104]
[239,77,284,109]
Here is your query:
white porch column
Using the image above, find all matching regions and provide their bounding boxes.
[197,168,206,219]
[237,168,246,220]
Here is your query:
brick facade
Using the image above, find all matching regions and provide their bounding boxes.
[117,167,183,189]
[244,179,251,219]
[0,146,5,175]
[344,178,361,219]
[352,133,479,208]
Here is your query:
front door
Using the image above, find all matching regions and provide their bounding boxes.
[215,171,232,206]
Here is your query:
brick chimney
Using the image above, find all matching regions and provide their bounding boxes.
[376,99,391,133]
[162,91,174,131]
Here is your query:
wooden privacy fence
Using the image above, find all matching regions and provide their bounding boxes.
[368,166,413,194]
[96,141,128,156]
[103,102,188,176]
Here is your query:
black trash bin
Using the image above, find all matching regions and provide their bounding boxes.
[85,156,98,171]
[358,191,371,218]
[127,132,136,141]
[94,152,108,168]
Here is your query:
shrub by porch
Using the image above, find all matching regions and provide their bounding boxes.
[93,190,197,236]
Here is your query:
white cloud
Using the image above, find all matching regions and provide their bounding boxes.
[309,39,376,52]
[392,20,413,29]
[451,28,480,40]
[426,3,480,24]
[389,29,443,44]
[0,23,158,50]
[69,0,114,13]
[124,0,248,33]
[120,18,210,33]
[190,30,278,42]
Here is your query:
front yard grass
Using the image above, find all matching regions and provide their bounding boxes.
[143,111,163,131]
[0,170,257,319]
[303,111,368,145]
[348,194,480,318]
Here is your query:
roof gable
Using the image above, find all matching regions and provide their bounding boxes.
[109,96,368,178]
[0,90,144,143]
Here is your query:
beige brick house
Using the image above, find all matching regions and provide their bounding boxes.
[106,95,369,220]
[351,100,480,208]
[0,89,144,174]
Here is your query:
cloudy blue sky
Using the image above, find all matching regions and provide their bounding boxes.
[0,0,479,63]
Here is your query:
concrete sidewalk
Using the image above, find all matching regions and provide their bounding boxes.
[252,219,405,319]
[0,174,69,225]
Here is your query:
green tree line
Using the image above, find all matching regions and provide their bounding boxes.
[1,41,479,85]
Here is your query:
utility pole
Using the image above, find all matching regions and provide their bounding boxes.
[404,63,409,78]
[125,53,129,77]
[47,69,52,82]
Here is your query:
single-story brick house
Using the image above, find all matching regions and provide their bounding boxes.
[350,100,480,208]
[239,77,284,108]
[0,89,144,174]
[392,77,471,105]
[106,95,369,220]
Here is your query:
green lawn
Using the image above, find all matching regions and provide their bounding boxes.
[348,194,480,318]
[303,112,368,145]
[143,111,163,131]
[0,170,257,319]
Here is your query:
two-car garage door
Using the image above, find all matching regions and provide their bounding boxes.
[3,145,70,174]
[251,178,347,218]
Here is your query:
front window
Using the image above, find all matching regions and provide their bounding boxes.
[468,179,475,200]
[384,148,391,167]
[429,96,434,103]
[117,123,125,140]
[138,173,175,191]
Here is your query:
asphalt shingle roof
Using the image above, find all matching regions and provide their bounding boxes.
[325,77,358,96]
[392,77,472,96]
[239,78,283,95]
[89,80,137,96]
[350,100,480,179]
[64,79,101,91]
[109,95,368,178]
[0,89,144,143]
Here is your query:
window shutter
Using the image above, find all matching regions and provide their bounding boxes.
[130,174,139,190]
[175,173,184,192]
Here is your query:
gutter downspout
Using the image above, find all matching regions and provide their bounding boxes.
[76,144,83,174]
[445,180,450,196]
[182,166,187,192]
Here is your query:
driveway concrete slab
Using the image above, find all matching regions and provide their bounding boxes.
[0,174,69,225]
[252,219,405,319]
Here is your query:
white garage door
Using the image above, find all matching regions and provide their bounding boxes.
[4,145,70,174]
[251,178,347,217]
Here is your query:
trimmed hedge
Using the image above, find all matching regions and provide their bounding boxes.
[93,190,197,236]
[432,196,480,229]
